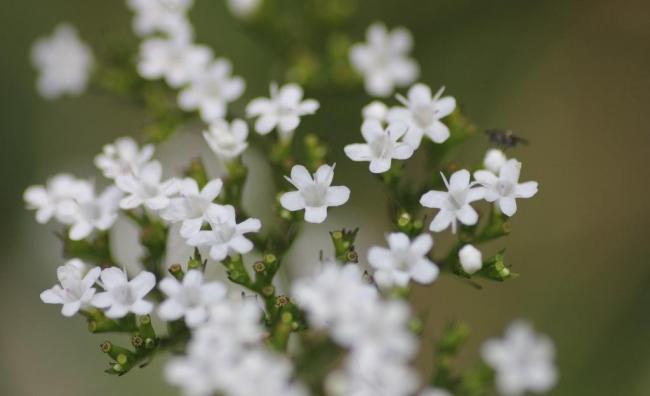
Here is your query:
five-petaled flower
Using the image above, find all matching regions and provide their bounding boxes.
[203,119,249,161]
[161,177,223,238]
[116,160,178,211]
[474,159,538,217]
[138,36,212,88]
[91,268,156,318]
[280,164,351,224]
[344,120,414,173]
[94,137,155,180]
[40,259,101,317]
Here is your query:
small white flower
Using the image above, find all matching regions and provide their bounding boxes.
[368,233,438,288]
[91,268,156,318]
[40,259,101,317]
[481,320,558,396]
[178,59,245,123]
[138,36,213,88]
[227,0,262,18]
[344,120,414,174]
[67,185,123,241]
[203,119,249,161]
[24,174,90,224]
[161,178,223,238]
[362,100,388,123]
[419,388,453,396]
[127,0,193,39]
[280,164,350,224]
[459,244,482,275]
[349,22,419,97]
[420,169,485,233]
[158,270,227,327]
[94,137,155,180]
[31,23,94,100]
[246,83,319,141]
[187,205,261,261]
[474,159,538,217]
[387,84,456,148]
[483,148,507,174]
[116,160,178,211]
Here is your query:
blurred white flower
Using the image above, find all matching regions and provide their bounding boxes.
[67,185,123,241]
[31,23,93,99]
[116,160,178,211]
[127,0,193,39]
[350,22,419,97]
[368,233,438,288]
[161,178,223,238]
[420,170,485,233]
[186,205,261,261]
[362,100,389,123]
[474,159,538,217]
[24,174,90,224]
[91,268,156,318]
[40,259,101,317]
[344,120,413,174]
[138,36,213,88]
[281,164,350,224]
[246,83,319,141]
[94,137,155,180]
[483,148,508,174]
[387,84,456,148]
[327,355,420,396]
[419,388,453,396]
[203,119,249,161]
[227,0,262,19]
[158,270,227,327]
[481,320,558,396]
[459,244,482,274]
[178,59,245,123]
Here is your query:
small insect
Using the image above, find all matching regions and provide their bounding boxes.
[485,128,529,148]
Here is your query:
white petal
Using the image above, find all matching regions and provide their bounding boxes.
[314,164,334,185]
[105,304,129,319]
[429,210,454,232]
[407,83,431,104]
[279,115,300,133]
[449,169,471,191]
[392,143,414,160]
[420,190,447,209]
[246,97,273,116]
[61,301,82,317]
[180,217,204,238]
[516,181,538,198]
[304,206,327,223]
[209,244,229,261]
[201,179,223,201]
[237,218,262,233]
[467,187,486,203]
[369,158,391,174]
[120,195,143,210]
[131,299,153,315]
[254,114,278,134]
[387,121,408,140]
[344,144,372,162]
[474,170,498,185]
[367,247,394,270]
[69,221,93,241]
[426,121,450,143]
[279,83,303,105]
[387,232,410,250]
[280,191,306,211]
[299,99,319,114]
[146,196,170,210]
[457,205,479,226]
[185,306,208,328]
[159,277,181,297]
[410,260,439,284]
[200,283,226,303]
[325,186,350,207]
[410,234,433,256]
[500,159,522,183]
[130,271,156,299]
[499,197,517,217]
[435,96,456,118]
[361,119,384,143]
[289,165,313,189]
[158,299,185,321]
[40,289,64,304]
[229,236,253,254]
[101,268,127,290]
[91,292,113,308]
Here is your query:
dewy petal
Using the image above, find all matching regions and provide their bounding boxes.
[429,210,454,232]
[361,119,385,143]
[289,165,313,189]
[410,234,433,256]
[449,169,471,191]
[280,191,306,211]
[325,186,350,207]
[387,232,410,251]
[369,158,391,174]
[499,197,518,217]
[515,181,538,198]
[426,121,450,143]
[420,190,447,209]
[304,206,327,223]
[457,205,479,226]
[344,144,372,162]
[410,260,439,284]
[130,271,156,299]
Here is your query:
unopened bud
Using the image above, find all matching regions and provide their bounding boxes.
[100,341,112,353]
[253,261,266,272]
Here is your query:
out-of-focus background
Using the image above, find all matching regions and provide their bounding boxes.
[1,0,649,395]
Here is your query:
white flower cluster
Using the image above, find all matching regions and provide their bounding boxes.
[293,263,420,396]
[165,298,307,396]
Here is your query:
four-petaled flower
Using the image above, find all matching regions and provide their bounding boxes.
[203,119,249,161]
[158,270,227,327]
[40,259,101,317]
[280,164,351,224]
[138,36,212,88]
[420,169,485,233]
[91,268,156,318]
[94,136,155,180]
[161,177,223,238]
[186,205,261,261]
[368,233,439,288]
[344,120,414,173]
[246,83,319,141]
[474,159,538,217]
[116,160,178,211]
[24,174,89,224]
[67,185,123,241]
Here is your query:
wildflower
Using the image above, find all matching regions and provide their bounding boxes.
[459,244,482,274]
[420,170,485,233]
[368,233,438,288]
[481,320,558,396]
[127,0,193,39]
[344,120,414,173]
[158,270,227,327]
[186,205,261,261]
[94,137,155,180]
[178,58,245,123]
[24,174,90,224]
[203,119,249,161]
[387,84,456,148]
[483,148,507,174]
[227,0,262,19]
[161,177,222,238]
[91,268,156,318]
[31,23,93,99]
[246,83,319,141]
[349,23,419,97]
[67,185,123,241]
[40,259,101,317]
[138,36,213,88]
[362,100,388,123]
[419,388,453,396]
[116,160,178,211]
[474,159,538,217]
[280,164,350,224]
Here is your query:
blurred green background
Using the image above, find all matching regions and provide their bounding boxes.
[1,0,649,395]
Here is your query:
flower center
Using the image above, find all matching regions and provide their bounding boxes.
[447,189,468,210]
[112,284,136,305]
[412,104,436,128]
[496,180,514,196]
[302,183,328,207]
[369,134,393,159]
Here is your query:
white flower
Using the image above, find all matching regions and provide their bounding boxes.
[483,148,507,174]
[246,83,319,141]
[161,178,223,238]
[481,320,558,396]
[227,0,262,18]
[94,137,155,180]
[138,36,213,88]
[178,59,245,123]
[419,388,453,396]
[187,205,261,261]
[474,159,538,217]
[362,100,388,122]
[420,169,485,233]
[368,233,438,288]
[116,160,178,211]
[91,268,156,318]
[349,22,419,97]
[158,270,227,327]
[203,119,249,161]
[327,355,420,396]
[459,244,482,275]
[24,174,90,224]
[31,23,93,99]
[344,120,414,173]
[280,164,350,224]
[40,259,101,317]
[387,84,456,148]
[67,185,123,241]
[127,0,193,39]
